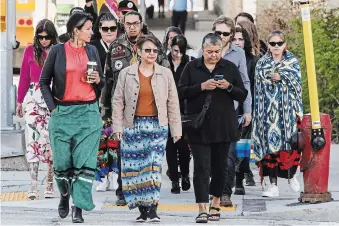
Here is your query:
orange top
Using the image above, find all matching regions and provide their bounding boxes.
[63,41,96,102]
[135,70,157,116]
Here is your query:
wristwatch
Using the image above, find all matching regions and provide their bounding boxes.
[226,83,233,92]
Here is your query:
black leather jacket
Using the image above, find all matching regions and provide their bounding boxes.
[39,43,105,112]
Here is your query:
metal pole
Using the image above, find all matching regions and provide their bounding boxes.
[1,0,26,159]
[1,0,16,131]
[299,0,326,151]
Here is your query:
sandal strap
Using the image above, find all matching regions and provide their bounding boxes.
[209,206,221,212]
[196,212,208,219]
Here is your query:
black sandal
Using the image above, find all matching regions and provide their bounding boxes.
[208,206,221,221]
[195,212,208,223]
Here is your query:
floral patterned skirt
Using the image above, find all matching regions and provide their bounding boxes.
[24,83,52,163]
[96,118,119,182]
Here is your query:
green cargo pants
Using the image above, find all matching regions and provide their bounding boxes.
[49,102,102,211]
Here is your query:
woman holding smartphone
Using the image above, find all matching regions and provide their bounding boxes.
[40,13,104,223]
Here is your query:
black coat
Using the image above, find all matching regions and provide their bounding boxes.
[168,53,191,114]
[39,44,105,112]
[89,39,109,72]
[178,58,248,144]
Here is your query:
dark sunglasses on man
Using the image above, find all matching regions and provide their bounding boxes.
[215,31,231,37]
[143,48,159,54]
[268,41,285,47]
[37,35,53,41]
[101,26,118,32]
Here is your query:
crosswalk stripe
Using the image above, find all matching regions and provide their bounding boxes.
[103,204,237,211]
[0,192,29,201]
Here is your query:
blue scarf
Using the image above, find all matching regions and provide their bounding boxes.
[252,51,303,161]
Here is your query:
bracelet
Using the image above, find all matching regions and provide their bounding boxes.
[226,83,233,92]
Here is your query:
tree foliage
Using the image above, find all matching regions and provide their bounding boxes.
[257,2,339,143]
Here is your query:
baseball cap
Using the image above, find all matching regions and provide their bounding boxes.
[118,0,138,13]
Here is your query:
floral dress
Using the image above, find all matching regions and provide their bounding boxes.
[24,83,52,163]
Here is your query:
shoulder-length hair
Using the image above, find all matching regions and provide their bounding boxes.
[92,12,117,41]
[237,20,260,56]
[235,27,252,57]
[162,26,183,53]
[33,19,58,66]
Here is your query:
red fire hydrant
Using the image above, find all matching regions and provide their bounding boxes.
[299,113,332,203]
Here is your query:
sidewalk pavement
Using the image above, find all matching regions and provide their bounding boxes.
[1,145,339,225]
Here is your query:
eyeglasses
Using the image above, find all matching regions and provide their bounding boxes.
[37,35,53,41]
[268,41,285,47]
[215,31,231,37]
[143,48,159,54]
[125,21,141,28]
[101,26,117,32]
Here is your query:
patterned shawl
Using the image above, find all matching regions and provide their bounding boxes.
[252,51,303,161]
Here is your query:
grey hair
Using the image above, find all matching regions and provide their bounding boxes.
[202,33,223,49]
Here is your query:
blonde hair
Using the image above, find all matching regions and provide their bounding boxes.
[237,20,260,56]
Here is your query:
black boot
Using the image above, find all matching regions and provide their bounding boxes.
[245,170,256,186]
[181,175,191,191]
[136,206,148,222]
[116,193,127,206]
[171,181,180,194]
[72,206,84,223]
[149,204,160,222]
[58,194,70,218]
[234,172,245,195]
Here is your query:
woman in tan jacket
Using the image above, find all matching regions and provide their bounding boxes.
[112,35,182,223]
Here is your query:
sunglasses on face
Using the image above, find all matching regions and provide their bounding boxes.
[143,48,159,54]
[37,35,53,41]
[268,41,285,47]
[215,31,231,37]
[101,26,117,32]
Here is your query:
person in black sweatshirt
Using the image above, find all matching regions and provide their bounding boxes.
[166,35,193,194]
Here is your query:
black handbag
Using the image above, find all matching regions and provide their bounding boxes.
[181,93,212,130]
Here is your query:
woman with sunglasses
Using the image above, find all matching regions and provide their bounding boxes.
[112,35,181,222]
[91,13,120,192]
[252,30,303,198]
[16,19,58,200]
[40,13,104,223]
[91,13,118,72]
[166,34,192,194]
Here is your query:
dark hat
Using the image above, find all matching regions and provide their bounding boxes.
[69,7,85,16]
[118,0,138,12]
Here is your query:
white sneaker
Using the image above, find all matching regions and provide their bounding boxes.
[262,184,279,197]
[289,176,300,193]
[111,173,119,190]
[96,177,110,192]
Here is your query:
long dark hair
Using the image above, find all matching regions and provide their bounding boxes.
[92,12,117,40]
[33,19,58,66]
[162,26,183,53]
[67,13,93,40]
[235,27,252,57]
[170,35,187,56]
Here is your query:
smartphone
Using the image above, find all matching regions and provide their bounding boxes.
[214,74,224,81]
